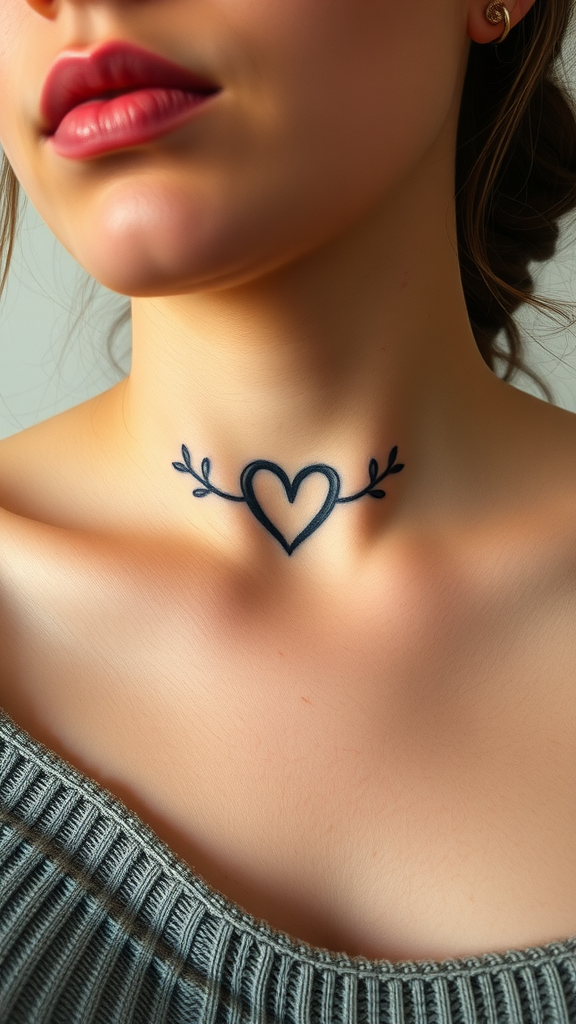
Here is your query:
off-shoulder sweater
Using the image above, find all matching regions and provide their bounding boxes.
[1,709,575,1024]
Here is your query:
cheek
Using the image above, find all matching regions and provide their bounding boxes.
[0,3,27,160]
[0,4,56,200]
[213,0,463,229]
[300,5,461,173]
[219,0,461,134]
[0,0,26,65]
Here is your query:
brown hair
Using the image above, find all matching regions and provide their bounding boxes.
[456,0,576,401]
[2,0,576,402]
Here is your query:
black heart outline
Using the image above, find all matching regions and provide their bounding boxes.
[240,460,341,555]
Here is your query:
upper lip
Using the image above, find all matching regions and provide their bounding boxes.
[40,39,221,135]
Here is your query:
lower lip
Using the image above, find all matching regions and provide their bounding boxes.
[47,87,217,160]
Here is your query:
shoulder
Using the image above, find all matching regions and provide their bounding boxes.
[0,421,80,710]
[0,414,67,518]
[0,421,68,695]
[0,399,99,525]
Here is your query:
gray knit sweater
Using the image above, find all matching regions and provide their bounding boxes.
[1,709,575,1024]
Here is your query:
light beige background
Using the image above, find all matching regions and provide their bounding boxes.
[1,28,575,440]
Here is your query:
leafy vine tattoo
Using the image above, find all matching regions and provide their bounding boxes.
[172,445,405,555]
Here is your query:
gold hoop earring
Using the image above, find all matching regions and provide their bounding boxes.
[484,1,511,43]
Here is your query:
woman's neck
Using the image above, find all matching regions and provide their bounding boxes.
[84,166,528,574]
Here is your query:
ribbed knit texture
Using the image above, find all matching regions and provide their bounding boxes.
[1,709,576,1024]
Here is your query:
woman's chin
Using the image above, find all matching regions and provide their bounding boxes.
[66,177,244,297]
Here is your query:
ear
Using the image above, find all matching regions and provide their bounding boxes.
[468,0,539,44]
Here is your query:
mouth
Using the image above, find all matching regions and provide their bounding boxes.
[40,39,222,139]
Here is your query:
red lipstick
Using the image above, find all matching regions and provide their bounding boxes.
[40,40,221,160]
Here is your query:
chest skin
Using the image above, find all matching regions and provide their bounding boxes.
[1,495,576,965]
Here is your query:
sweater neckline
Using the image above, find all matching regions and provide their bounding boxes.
[1,705,575,980]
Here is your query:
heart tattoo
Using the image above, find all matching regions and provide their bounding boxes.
[172,445,405,555]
